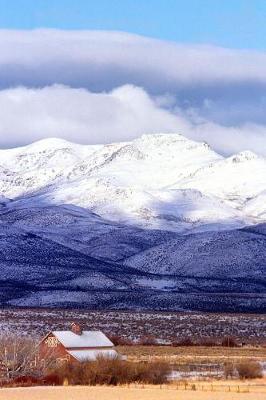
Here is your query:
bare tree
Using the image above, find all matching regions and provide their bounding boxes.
[0,335,38,380]
[0,335,56,382]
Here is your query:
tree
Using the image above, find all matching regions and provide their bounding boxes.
[0,335,55,381]
[0,335,37,380]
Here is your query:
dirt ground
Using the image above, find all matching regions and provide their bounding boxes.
[0,384,266,400]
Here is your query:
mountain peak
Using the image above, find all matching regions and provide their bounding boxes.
[137,133,187,144]
[24,137,77,152]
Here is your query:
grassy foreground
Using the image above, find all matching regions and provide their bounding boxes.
[0,384,266,400]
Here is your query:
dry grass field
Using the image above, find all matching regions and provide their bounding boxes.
[118,345,266,366]
[118,345,266,378]
[0,384,266,400]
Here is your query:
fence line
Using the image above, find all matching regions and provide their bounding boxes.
[125,382,266,394]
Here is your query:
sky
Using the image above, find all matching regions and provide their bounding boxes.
[0,1,266,155]
[1,0,266,49]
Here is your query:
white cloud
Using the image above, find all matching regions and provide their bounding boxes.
[188,121,266,157]
[1,29,266,89]
[0,84,266,157]
[0,29,266,155]
[0,85,188,147]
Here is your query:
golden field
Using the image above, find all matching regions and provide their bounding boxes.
[0,383,266,400]
[0,346,265,399]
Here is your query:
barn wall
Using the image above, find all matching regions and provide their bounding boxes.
[39,333,69,362]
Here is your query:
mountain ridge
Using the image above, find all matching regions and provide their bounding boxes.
[0,133,265,233]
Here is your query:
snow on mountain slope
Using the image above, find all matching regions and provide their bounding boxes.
[0,138,95,171]
[47,182,248,232]
[124,228,266,280]
[84,134,222,189]
[244,190,266,219]
[177,151,266,206]
[0,133,265,232]
[0,138,101,198]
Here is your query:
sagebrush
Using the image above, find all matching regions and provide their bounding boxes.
[236,361,262,379]
[54,356,170,385]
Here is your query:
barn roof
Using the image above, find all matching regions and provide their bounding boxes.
[68,349,118,362]
[52,330,114,348]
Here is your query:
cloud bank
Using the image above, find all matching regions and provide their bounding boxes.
[0,85,186,147]
[0,29,266,155]
[1,84,266,156]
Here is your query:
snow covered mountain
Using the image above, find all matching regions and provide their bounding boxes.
[0,133,265,233]
[0,133,265,311]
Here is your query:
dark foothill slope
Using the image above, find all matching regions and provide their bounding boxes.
[0,202,265,312]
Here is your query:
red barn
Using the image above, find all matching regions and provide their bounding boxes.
[39,323,118,365]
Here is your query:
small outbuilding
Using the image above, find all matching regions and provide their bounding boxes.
[39,322,118,364]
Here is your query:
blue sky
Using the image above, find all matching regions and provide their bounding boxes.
[0,0,266,49]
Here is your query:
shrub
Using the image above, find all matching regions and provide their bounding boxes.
[132,361,170,385]
[138,335,157,346]
[221,337,238,347]
[172,338,194,346]
[108,335,134,346]
[42,374,60,386]
[199,339,219,347]
[224,362,235,379]
[12,375,40,386]
[53,356,170,385]
[236,361,263,379]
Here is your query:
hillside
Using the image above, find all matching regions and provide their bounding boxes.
[0,134,265,311]
[0,202,264,311]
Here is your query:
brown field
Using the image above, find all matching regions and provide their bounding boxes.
[0,383,266,400]
[119,345,266,364]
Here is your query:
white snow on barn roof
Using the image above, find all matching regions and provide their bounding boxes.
[53,330,114,348]
[68,349,118,362]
